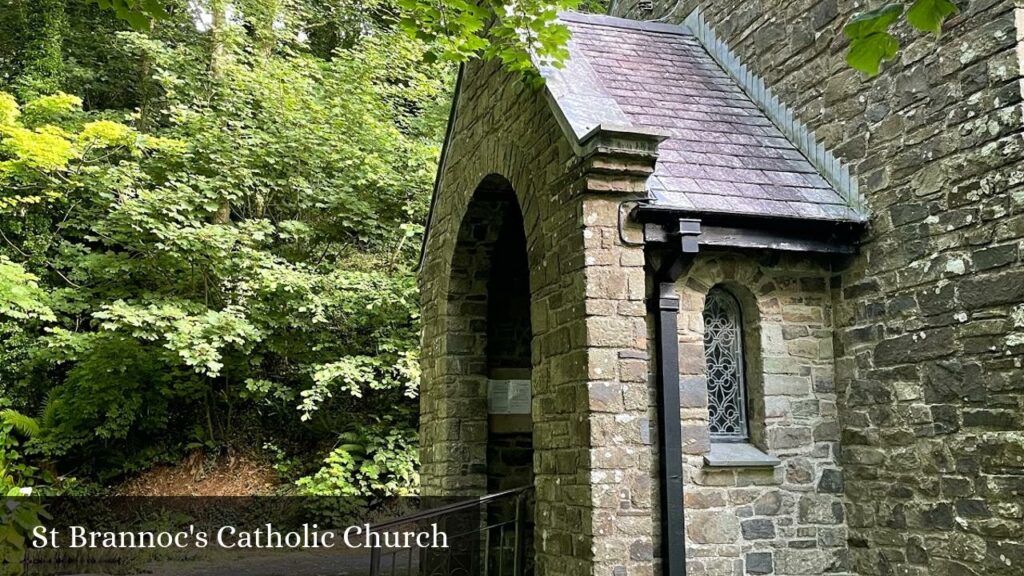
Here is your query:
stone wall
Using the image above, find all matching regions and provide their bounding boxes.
[671,251,848,576]
[582,188,658,576]
[486,203,533,372]
[419,59,659,575]
[487,427,534,492]
[611,1,1024,575]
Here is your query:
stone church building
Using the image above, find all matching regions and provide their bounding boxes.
[417,1,1024,576]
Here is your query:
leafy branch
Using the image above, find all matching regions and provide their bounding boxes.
[844,0,959,76]
[94,0,962,81]
[89,0,579,81]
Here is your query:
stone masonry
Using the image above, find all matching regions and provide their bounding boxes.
[418,58,662,576]
[671,251,849,576]
[423,2,1024,575]
[608,0,1024,574]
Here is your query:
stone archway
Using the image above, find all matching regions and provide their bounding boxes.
[438,174,536,573]
[417,60,659,574]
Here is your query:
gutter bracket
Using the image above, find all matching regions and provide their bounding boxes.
[672,218,701,263]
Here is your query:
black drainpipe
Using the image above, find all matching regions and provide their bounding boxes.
[647,218,700,576]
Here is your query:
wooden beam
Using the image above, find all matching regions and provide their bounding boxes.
[698,224,856,254]
[643,221,856,255]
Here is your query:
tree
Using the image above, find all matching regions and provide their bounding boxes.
[0,0,447,494]
[89,0,579,82]
[12,0,68,99]
[88,0,961,80]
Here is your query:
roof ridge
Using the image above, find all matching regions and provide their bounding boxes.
[558,11,692,36]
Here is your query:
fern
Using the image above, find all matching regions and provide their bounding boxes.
[1,409,40,438]
[39,388,60,430]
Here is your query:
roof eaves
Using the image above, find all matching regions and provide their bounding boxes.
[634,204,864,255]
[537,22,671,157]
[634,201,866,226]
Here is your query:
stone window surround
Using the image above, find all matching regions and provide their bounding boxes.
[677,253,847,576]
[698,281,780,469]
[704,440,780,468]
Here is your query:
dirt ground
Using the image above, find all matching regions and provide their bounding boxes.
[114,452,281,496]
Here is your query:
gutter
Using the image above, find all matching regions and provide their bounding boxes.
[635,207,866,255]
[646,220,701,576]
[652,280,688,576]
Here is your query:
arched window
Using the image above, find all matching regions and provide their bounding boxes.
[703,287,748,441]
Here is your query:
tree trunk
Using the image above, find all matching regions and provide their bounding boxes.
[15,0,66,99]
[254,0,280,60]
[209,0,228,78]
[137,18,157,131]
[209,0,231,224]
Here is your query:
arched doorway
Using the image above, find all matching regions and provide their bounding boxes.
[444,174,534,574]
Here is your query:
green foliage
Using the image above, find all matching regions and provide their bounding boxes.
[94,301,263,376]
[0,409,53,569]
[89,0,168,29]
[20,92,83,125]
[0,409,50,493]
[36,333,191,465]
[0,496,49,568]
[0,257,55,321]
[845,1,959,76]
[0,0,449,496]
[397,0,576,82]
[0,94,17,125]
[295,417,419,499]
[1,410,40,443]
[94,0,580,83]
[906,0,958,34]
[0,406,50,570]
[845,5,903,77]
[0,90,176,211]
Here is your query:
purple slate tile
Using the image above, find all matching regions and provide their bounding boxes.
[695,179,742,195]
[760,185,806,202]
[788,202,832,220]
[698,153,749,169]
[744,198,799,217]
[663,164,710,180]
[731,182,767,198]
[688,193,738,212]
[762,170,812,187]
[820,204,860,220]
[655,175,703,193]
[801,173,832,189]
[556,15,860,223]
[654,190,697,210]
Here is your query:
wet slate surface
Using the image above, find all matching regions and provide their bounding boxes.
[543,12,862,223]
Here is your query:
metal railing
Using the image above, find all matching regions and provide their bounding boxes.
[369,486,532,576]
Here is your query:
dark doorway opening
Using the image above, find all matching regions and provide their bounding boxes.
[455,175,534,576]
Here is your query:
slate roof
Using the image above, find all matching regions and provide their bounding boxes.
[541,12,865,223]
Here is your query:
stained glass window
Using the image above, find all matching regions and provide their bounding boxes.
[703,287,748,441]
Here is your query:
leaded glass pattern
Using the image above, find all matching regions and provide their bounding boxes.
[703,288,748,440]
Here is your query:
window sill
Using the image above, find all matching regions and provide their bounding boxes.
[704,442,780,468]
